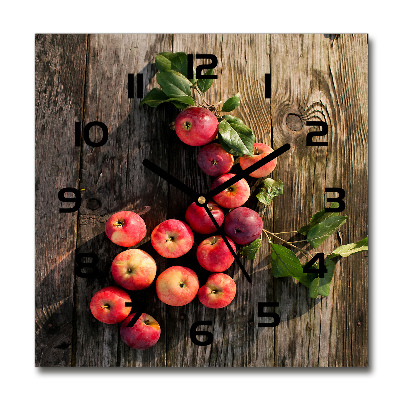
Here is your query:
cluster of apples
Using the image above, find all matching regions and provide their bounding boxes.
[89,211,161,349]
[89,106,277,350]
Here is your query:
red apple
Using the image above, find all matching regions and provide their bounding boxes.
[90,287,131,324]
[197,143,234,176]
[185,201,224,234]
[211,173,250,209]
[196,235,236,272]
[111,249,157,291]
[156,266,199,306]
[105,211,146,247]
[198,273,236,309]
[175,107,218,146]
[151,219,194,258]
[224,207,263,244]
[239,143,277,178]
[120,313,161,349]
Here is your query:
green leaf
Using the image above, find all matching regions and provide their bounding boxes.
[188,68,197,86]
[197,69,215,93]
[307,215,347,248]
[330,235,368,258]
[156,52,189,77]
[270,243,307,279]
[140,88,169,107]
[218,116,255,157]
[222,93,241,112]
[256,178,283,205]
[169,96,195,105]
[241,238,262,260]
[155,54,173,72]
[140,88,194,109]
[156,71,192,98]
[298,202,340,236]
[168,95,195,109]
[306,259,336,298]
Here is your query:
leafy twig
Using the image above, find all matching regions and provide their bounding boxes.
[263,229,309,257]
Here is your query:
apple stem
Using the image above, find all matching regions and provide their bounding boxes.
[210,236,218,245]
[193,86,222,117]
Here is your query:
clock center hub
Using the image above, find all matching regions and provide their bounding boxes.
[197,196,206,205]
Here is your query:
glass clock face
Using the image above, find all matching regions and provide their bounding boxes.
[35,33,368,367]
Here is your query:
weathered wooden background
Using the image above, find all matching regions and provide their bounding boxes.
[35,34,368,367]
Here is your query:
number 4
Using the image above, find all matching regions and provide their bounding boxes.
[303,253,327,278]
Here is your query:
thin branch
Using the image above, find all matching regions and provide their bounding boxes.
[263,229,309,257]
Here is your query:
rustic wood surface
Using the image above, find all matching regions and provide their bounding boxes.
[35,33,368,367]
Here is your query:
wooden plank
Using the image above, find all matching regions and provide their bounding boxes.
[271,34,368,366]
[327,34,368,367]
[74,34,173,367]
[166,34,274,367]
[35,34,87,366]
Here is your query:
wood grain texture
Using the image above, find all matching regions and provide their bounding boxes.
[35,34,87,366]
[74,34,172,367]
[35,34,368,367]
[271,34,368,367]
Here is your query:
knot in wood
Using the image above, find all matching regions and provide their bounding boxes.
[286,113,303,131]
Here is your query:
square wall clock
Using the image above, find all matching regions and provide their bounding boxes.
[35,33,368,367]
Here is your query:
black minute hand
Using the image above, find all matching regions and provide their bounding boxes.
[205,143,291,200]
[142,159,201,200]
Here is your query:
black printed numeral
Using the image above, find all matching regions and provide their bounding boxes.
[124,304,145,327]
[190,321,213,346]
[257,302,280,327]
[303,253,327,278]
[187,54,218,79]
[75,121,108,147]
[265,73,271,98]
[58,188,81,213]
[325,188,345,212]
[306,121,328,146]
[128,73,144,99]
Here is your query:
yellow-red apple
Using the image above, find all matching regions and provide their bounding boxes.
[120,313,161,349]
[198,273,236,309]
[196,235,236,272]
[90,287,131,324]
[111,249,157,291]
[239,143,277,178]
[156,266,199,306]
[105,211,146,247]
[151,219,194,258]
[211,173,250,209]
